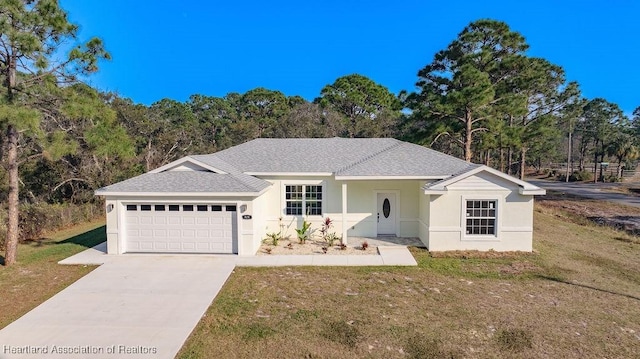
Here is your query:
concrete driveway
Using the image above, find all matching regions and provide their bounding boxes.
[0,255,236,359]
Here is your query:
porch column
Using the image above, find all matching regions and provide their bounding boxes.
[341,182,348,245]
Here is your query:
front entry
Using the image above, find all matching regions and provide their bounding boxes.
[376,193,396,235]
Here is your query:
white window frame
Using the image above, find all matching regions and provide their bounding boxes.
[282,180,325,217]
[460,196,500,240]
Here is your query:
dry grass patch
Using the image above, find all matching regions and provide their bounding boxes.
[0,220,105,329]
[178,203,640,359]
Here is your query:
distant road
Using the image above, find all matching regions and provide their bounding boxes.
[527,179,640,209]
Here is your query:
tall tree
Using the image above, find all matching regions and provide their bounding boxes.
[407,19,528,162]
[238,88,290,138]
[580,98,626,182]
[317,74,401,138]
[0,0,109,265]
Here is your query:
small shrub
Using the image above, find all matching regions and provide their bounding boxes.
[321,320,361,348]
[496,328,533,352]
[570,170,593,182]
[265,248,272,254]
[339,243,347,250]
[325,232,341,246]
[361,241,369,250]
[264,232,282,246]
[604,174,620,183]
[296,219,312,244]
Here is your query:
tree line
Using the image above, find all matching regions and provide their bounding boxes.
[1,1,638,265]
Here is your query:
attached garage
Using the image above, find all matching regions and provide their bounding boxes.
[123,203,238,254]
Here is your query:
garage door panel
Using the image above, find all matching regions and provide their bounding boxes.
[153,229,167,238]
[125,203,236,254]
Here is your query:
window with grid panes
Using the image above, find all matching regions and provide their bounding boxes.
[465,200,497,235]
[285,185,322,215]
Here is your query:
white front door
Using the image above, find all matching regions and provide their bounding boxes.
[377,193,396,235]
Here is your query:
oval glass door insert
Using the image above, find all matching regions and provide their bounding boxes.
[383,198,391,218]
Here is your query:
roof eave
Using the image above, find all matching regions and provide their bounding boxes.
[335,175,445,181]
[519,188,546,195]
[423,188,446,195]
[245,172,333,176]
[94,190,265,197]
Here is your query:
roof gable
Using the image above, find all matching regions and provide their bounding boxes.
[423,166,545,195]
[150,157,228,174]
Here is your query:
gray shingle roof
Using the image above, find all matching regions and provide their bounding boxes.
[336,141,478,177]
[97,171,267,194]
[205,138,403,173]
[97,138,480,195]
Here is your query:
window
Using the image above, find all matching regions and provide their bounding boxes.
[155,205,165,211]
[168,205,180,211]
[140,205,151,211]
[197,205,208,212]
[211,205,222,211]
[126,205,137,211]
[226,205,237,212]
[465,200,497,235]
[183,205,194,211]
[285,184,322,215]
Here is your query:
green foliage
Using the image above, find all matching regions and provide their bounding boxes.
[318,74,401,138]
[45,131,78,160]
[263,232,283,246]
[558,170,593,182]
[0,202,102,246]
[295,220,312,244]
[0,103,41,134]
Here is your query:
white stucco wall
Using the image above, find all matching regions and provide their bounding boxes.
[426,172,534,252]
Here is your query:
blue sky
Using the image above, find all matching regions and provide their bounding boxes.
[61,0,639,113]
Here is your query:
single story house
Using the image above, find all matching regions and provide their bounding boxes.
[95,138,545,255]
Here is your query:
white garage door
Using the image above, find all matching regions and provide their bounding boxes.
[124,204,237,254]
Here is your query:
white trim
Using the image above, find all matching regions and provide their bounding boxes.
[336,175,444,180]
[280,180,326,217]
[519,188,546,195]
[373,190,400,237]
[423,188,447,195]
[422,165,545,194]
[460,196,502,241]
[342,182,348,244]
[95,189,268,197]
[149,156,228,174]
[246,172,333,176]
